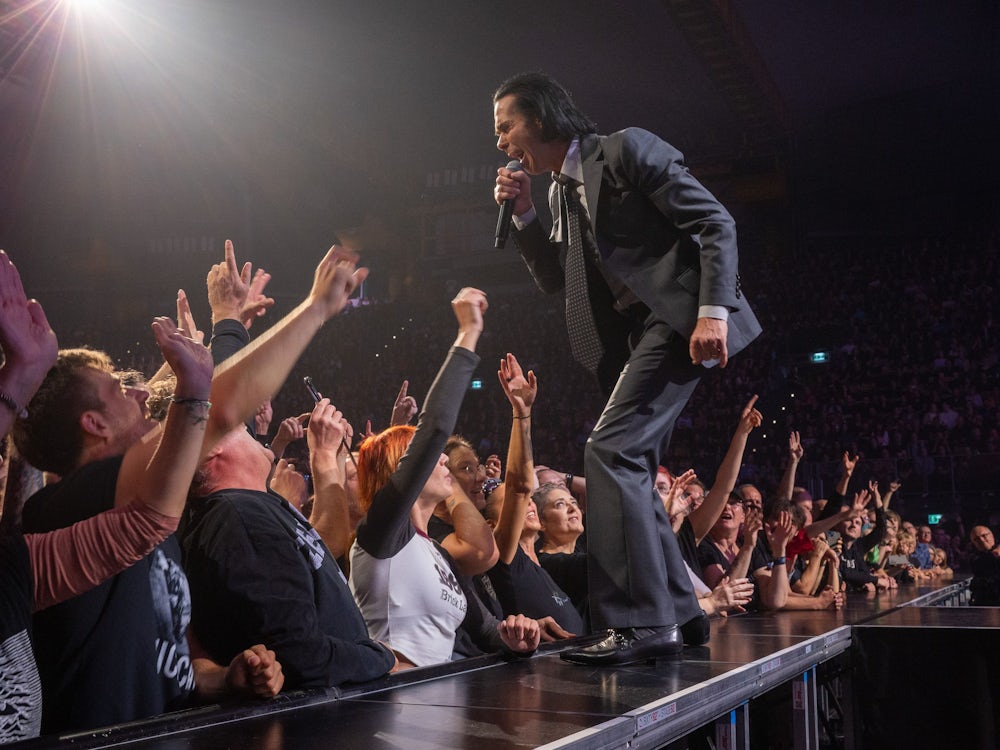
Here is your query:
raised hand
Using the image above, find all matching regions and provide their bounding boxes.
[307,398,348,458]
[498,352,537,416]
[867,479,882,508]
[269,458,307,508]
[824,541,841,565]
[737,394,763,434]
[663,468,697,516]
[176,289,205,345]
[207,239,261,325]
[484,454,502,479]
[451,287,488,335]
[241,268,275,330]
[270,414,309,460]
[810,535,831,558]
[254,400,273,437]
[390,380,419,426]
[150,317,212,399]
[788,430,804,461]
[308,245,368,322]
[0,250,58,396]
[850,489,872,516]
[766,510,796,553]
[742,506,763,545]
[841,451,860,476]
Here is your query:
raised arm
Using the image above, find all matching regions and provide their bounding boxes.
[0,251,57,440]
[389,380,419,427]
[757,511,793,610]
[857,482,887,556]
[493,353,537,565]
[792,535,835,596]
[688,395,762,544]
[712,507,762,589]
[776,431,804,502]
[835,452,859,498]
[114,241,365,510]
[307,399,352,559]
[204,241,366,449]
[805,489,870,538]
[882,480,901,511]
[29,317,214,610]
[438,482,499,576]
[357,289,485,558]
[269,414,308,462]
[665,469,697,532]
[114,317,213,512]
[147,289,205,385]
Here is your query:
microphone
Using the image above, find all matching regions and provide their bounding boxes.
[494,159,523,249]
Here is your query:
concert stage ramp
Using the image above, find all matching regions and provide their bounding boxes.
[24,580,982,750]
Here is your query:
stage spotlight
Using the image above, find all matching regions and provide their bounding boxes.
[65,0,105,13]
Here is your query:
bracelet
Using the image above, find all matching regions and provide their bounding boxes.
[565,473,573,487]
[169,396,212,409]
[773,556,787,565]
[512,414,531,420]
[0,389,27,419]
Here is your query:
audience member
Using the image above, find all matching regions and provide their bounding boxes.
[11,240,353,732]
[181,396,394,689]
[485,353,581,637]
[349,289,540,669]
[968,525,1000,605]
[535,482,588,615]
[0,253,265,742]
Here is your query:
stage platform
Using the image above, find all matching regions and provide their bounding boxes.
[19,578,982,749]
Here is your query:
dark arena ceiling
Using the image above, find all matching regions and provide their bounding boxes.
[0,0,997,316]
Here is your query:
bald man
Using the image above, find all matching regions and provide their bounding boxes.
[969,525,1000,606]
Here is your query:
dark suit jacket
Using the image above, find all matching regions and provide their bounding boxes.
[513,128,761,364]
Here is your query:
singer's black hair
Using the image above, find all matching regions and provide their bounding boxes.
[494,72,597,142]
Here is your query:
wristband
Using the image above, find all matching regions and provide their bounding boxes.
[512,414,531,420]
[169,396,212,409]
[773,556,787,565]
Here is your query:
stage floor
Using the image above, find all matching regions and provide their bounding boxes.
[21,579,974,750]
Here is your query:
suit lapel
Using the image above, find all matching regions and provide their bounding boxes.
[579,134,613,262]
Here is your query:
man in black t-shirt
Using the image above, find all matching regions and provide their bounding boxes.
[180,413,396,688]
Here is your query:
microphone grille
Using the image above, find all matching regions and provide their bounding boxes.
[506,159,523,172]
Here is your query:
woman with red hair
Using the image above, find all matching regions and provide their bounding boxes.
[349,288,540,669]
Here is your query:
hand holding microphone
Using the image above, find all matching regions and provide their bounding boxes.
[494,159,525,248]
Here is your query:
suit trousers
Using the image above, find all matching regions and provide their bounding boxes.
[584,313,705,630]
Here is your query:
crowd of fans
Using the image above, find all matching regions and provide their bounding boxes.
[0,223,995,743]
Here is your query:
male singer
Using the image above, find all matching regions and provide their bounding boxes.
[492,72,761,665]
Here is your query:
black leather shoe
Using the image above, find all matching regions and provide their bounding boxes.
[560,626,682,666]
[680,612,711,646]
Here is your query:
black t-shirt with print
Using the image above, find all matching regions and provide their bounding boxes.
[21,456,194,734]
[0,534,42,743]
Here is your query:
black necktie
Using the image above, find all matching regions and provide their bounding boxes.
[561,181,604,372]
